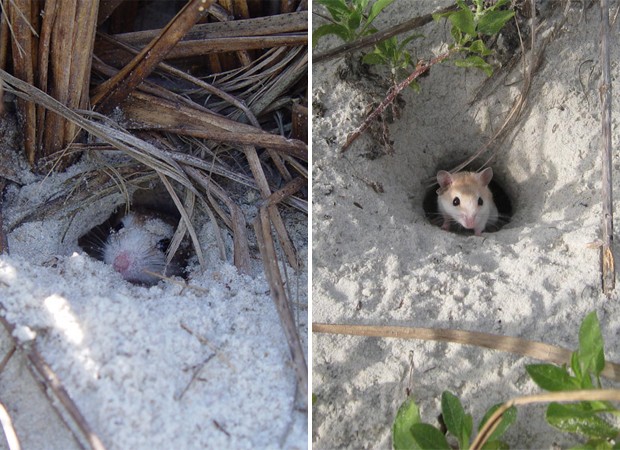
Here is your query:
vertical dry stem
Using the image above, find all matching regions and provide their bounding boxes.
[599,0,614,295]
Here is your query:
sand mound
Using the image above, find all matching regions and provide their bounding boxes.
[312,2,620,448]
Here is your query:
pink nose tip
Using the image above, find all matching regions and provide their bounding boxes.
[464,217,476,229]
[113,252,131,273]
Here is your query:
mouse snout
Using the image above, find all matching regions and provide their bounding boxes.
[113,252,132,273]
[463,216,476,229]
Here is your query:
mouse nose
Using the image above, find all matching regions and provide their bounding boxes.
[464,216,476,229]
[113,252,131,273]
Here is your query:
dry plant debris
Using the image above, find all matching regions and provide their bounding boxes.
[0,0,308,446]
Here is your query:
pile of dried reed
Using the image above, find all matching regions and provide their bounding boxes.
[0,1,308,446]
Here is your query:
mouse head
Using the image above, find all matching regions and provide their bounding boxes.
[436,168,494,231]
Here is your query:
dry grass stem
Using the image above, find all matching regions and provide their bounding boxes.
[313,4,456,64]
[0,400,20,450]
[254,207,307,408]
[92,0,213,114]
[0,3,307,439]
[0,316,107,450]
[599,0,614,295]
[472,389,620,449]
[312,323,620,382]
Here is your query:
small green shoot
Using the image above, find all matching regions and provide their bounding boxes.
[393,392,516,449]
[362,33,424,90]
[433,0,515,75]
[526,311,620,446]
[313,0,396,47]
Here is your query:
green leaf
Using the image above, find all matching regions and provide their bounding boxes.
[455,55,494,76]
[347,9,363,33]
[526,364,579,391]
[488,0,511,11]
[478,404,517,442]
[432,11,454,22]
[481,441,510,450]
[367,0,395,26]
[449,8,476,36]
[572,351,584,381]
[393,398,422,450]
[469,39,493,56]
[362,52,387,65]
[578,311,605,377]
[450,25,464,45]
[408,80,421,92]
[441,391,471,448]
[316,0,351,21]
[312,23,353,47]
[476,9,515,35]
[546,402,620,439]
[410,423,451,450]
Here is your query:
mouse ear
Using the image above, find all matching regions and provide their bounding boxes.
[437,170,452,189]
[478,167,493,186]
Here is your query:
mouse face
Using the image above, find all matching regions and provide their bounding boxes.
[436,168,497,236]
[102,212,177,285]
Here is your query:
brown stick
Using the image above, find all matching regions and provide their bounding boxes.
[472,390,620,450]
[341,50,453,152]
[0,316,107,450]
[312,323,620,382]
[0,400,20,450]
[599,0,615,295]
[92,0,213,114]
[253,207,307,407]
[242,144,299,269]
[0,178,8,254]
[313,5,456,64]
[184,166,252,275]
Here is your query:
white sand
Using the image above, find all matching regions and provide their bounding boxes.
[312,1,620,448]
[0,152,307,448]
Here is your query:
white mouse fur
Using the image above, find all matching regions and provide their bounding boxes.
[102,211,179,284]
[436,167,498,236]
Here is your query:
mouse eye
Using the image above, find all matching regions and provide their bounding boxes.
[452,197,460,207]
[478,197,484,206]
[157,238,170,252]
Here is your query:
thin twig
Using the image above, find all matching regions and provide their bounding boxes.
[0,178,8,254]
[313,4,456,64]
[92,0,213,114]
[254,206,308,408]
[312,323,620,382]
[599,0,614,295]
[471,389,620,449]
[0,316,107,450]
[0,401,20,450]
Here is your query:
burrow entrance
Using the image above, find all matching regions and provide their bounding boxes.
[422,164,514,235]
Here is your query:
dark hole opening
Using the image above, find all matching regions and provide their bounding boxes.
[78,204,191,284]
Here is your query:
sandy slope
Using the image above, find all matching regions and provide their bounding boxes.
[0,154,308,448]
[312,1,620,448]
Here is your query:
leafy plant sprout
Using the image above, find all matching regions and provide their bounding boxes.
[314,0,516,151]
[393,311,620,449]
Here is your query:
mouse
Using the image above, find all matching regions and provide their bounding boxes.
[436,167,498,236]
[100,210,185,285]
[77,208,188,285]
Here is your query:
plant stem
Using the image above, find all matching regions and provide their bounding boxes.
[600,0,614,295]
[313,4,457,64]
